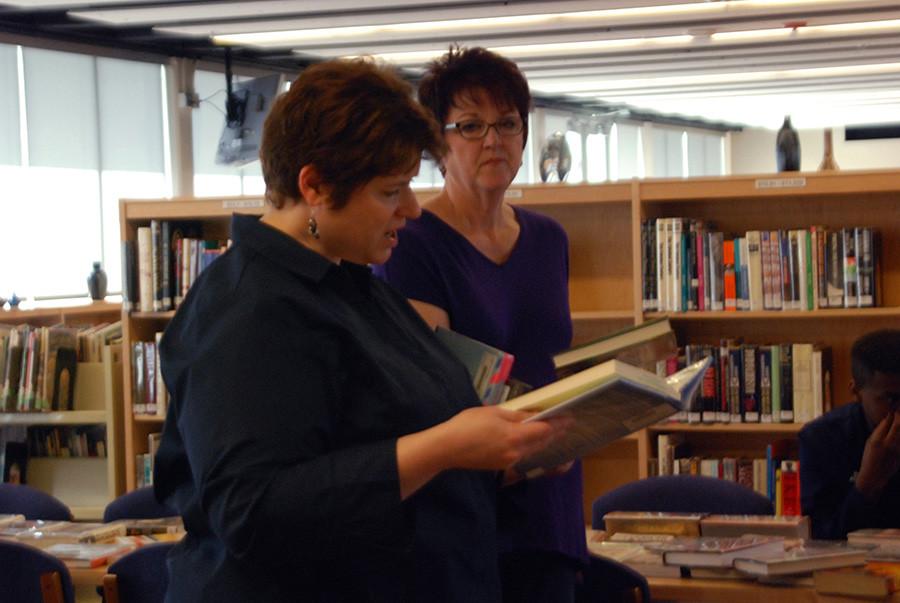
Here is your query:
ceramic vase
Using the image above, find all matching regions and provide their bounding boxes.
[87,261,108,300]
[818,128,839,171]
[776,116,801,172]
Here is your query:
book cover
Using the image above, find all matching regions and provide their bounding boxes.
[699,514,811,539]
[825,229,844,307]
[500,356,711,473]
[856,226,875,307]
[434,327,514,405]
[553,317,676,377]
[708,231,725,311]
[842,227,858,307]
[723,239,737,311]
[646,535,784,568]
[734,541,867,576]
[745,230,764,311]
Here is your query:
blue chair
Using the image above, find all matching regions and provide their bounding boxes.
[592,475,774,530]
[0,483,73,521]
[0,539,75,603]
[103,487,176,522]
[102,542,174,603]
[578,555,652,603]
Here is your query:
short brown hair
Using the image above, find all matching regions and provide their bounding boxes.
[418,46,531,148]
[260,59,445,209]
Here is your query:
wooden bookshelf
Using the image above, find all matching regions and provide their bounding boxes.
[119,170,900,524]
[0,303,124,520]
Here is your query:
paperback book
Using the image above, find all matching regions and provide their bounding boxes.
[43,541,134,568]
[699,514,810,539]
[645,535,785,568]
[814,561,900,598]
[602,511,704,537]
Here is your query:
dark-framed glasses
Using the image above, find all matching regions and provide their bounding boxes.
[444,116,524,139]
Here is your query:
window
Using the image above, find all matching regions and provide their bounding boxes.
[0,44,168,301]
[687,130,726,177]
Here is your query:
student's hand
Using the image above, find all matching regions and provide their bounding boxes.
[855,409,900,499]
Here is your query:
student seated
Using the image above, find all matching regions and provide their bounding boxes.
[799,329,900,539]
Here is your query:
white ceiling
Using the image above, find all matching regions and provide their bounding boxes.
[3,0,900,129]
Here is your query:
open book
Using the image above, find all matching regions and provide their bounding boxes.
[500,356,711,474]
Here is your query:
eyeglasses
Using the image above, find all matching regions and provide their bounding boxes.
[444,117,524,140]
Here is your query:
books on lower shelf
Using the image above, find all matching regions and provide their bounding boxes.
[732,541,868,576]
[646,535,785,568]
[500,357,710,474]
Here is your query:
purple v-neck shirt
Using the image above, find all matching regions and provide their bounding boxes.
[374,206,587,563]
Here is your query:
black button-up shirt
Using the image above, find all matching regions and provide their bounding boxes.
[155,214,499,602]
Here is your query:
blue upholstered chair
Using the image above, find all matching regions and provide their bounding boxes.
[577,555,652,603]
[0,539,75,603]
[592,475,774,530]
[0,483,73,521]
[103,487,176,522]
[102,542,174,603]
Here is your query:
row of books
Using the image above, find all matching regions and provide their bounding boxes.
[650,445,801,516]
[131,335,168,417]
[661,341,830,424]
[123,220,230,313]
[135,432,161,489]
[641,219,878,312]
[0,322,121,413]
[26,425,107,458]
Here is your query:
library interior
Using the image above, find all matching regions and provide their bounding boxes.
[1,1,900,602]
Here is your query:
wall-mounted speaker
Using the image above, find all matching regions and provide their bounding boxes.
[844,124,900,140]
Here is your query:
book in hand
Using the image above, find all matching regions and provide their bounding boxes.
[646,535,785,568]
[699,514,811,539]
[733,540,868,577]
[500,356,711,474]
[814,561,900,598]
[434,327,515,406]
[603,511,704,537]
[43,542,134,568]
[553,317,677,378]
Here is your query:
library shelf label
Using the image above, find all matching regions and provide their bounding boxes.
[222,199,264,209]
[754,177,807,190]
[504,189,523,198]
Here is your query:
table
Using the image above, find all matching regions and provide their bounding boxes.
[648,577,900,603]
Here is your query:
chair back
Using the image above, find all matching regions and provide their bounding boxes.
[103,542,174,603]
[103,487,176,522]
[0,539,75,603]
[0,483,73,520]
[592,475,774,529]
[578,555,651,603]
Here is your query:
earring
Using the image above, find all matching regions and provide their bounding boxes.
[308,217,320,239]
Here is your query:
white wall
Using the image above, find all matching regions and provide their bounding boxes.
[730,126,900,174]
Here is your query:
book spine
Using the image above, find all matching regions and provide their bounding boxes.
[160,220,173,310]
[758,346,773,423]
[792,343,814,423]
[779,343,793,422]
[768,230,783,309]
[741,345,759,422]
[746,230,764,311]
[709,231,724,311]
[813,225,828,309]
[826,229,844,307]
[856,227,875,307]
[760,230,774,310]
[150,219,163,312]
[779,230,794,310]
[723,239,736,312]
[137,227,154,313]
[805,228,815,310]
[728,345,743,423]
[843,227,858,307]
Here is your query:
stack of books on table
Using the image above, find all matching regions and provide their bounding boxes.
[1,519,126,547]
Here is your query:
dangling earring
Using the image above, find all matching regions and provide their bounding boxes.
[308,217,320,239]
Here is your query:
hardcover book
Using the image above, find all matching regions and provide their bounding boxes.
[603,511,704,537]
[699,514,810,539]
[645,535,784,568]
[733,541,867,576]
[814,562,900,598]
[552,317,676,377]
[43,541,133,568]
[848,528,900,547]
[500,357,711,474]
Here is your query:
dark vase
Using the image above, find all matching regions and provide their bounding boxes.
[87,261,108,300]
[776,116,800,172]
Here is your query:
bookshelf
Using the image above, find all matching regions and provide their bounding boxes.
[118,169,900,524]
[0,302,124,520]
[118,196,265,490]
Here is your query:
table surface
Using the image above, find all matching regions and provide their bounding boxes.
[648,576,900,603]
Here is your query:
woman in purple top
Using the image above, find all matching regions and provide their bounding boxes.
[374,46,587,602]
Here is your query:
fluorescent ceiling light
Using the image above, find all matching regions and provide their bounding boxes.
[712,18,900,41]
[527,62,900,94]
[341,35,695,64]
[212,0,847,47]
